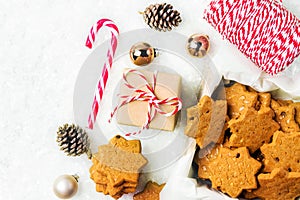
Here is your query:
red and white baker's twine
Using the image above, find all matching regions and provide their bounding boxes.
[86,19,119,129]
[204,0,300,75]
[109,69,182,136]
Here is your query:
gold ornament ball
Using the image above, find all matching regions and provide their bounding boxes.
[129,42,156,66]
[53,175,79,199]
[186,34,210,58]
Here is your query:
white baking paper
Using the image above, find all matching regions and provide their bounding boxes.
[160,140,237,200]
[159,1,300,199]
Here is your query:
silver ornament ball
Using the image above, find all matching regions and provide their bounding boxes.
[186,34,210,58]
[53,174,79,199]
[129,42,157,66]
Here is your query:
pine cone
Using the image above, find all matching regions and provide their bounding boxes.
[56,123,91,158]
[141,3,182,32]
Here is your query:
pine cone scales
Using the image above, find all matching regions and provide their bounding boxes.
[56,124,90,157]
[142,3,182,31]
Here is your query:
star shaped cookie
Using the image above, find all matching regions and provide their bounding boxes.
[209,147,261,198]
[90,135,147,199]
[261,131,300,172]
[249,168,300,200]
[227,107,280,153]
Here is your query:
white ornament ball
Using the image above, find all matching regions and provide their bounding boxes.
[53,175,79,199]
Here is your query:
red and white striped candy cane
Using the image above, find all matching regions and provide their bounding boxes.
[109,69,182,136]
[86,18,119,129]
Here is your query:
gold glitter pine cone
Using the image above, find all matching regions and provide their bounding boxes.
[141,3,182,32]
[56,123,91,158]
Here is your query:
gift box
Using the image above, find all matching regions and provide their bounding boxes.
[116,69,181,131]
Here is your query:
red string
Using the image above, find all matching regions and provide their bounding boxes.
[109,69,182,136]
[204,0,300,75]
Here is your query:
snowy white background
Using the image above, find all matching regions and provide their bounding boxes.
[1,0,299,199]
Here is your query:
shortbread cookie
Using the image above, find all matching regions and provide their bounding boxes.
[261,131,300,172]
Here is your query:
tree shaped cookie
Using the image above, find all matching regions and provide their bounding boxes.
[90,135,147,199]
[133,181,165,200]
[248,168,300,200]
[227,107,280,153]
[209,147,261,198]
[261,131,300,172]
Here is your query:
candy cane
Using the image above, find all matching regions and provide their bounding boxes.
[86,19,119,129]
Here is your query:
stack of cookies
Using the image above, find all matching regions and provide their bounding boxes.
[185,82,300,200]
[89,135,148,199]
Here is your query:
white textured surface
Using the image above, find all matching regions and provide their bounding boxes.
[1,0,300,200]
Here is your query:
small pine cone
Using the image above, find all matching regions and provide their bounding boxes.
[142,3,182,32]
[56,123,91,158]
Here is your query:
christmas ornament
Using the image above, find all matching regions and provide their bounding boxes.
[186,34,210,58]
[86,18,119,129]
[140,3,182,32]
[56,123,92,159]
[204,0,300,75]
[129,42,158,66]
[53,174,79,199]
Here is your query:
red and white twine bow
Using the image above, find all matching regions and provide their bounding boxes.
[86,18,119,129]
[204,0,300,75]
[109,69,182,136]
